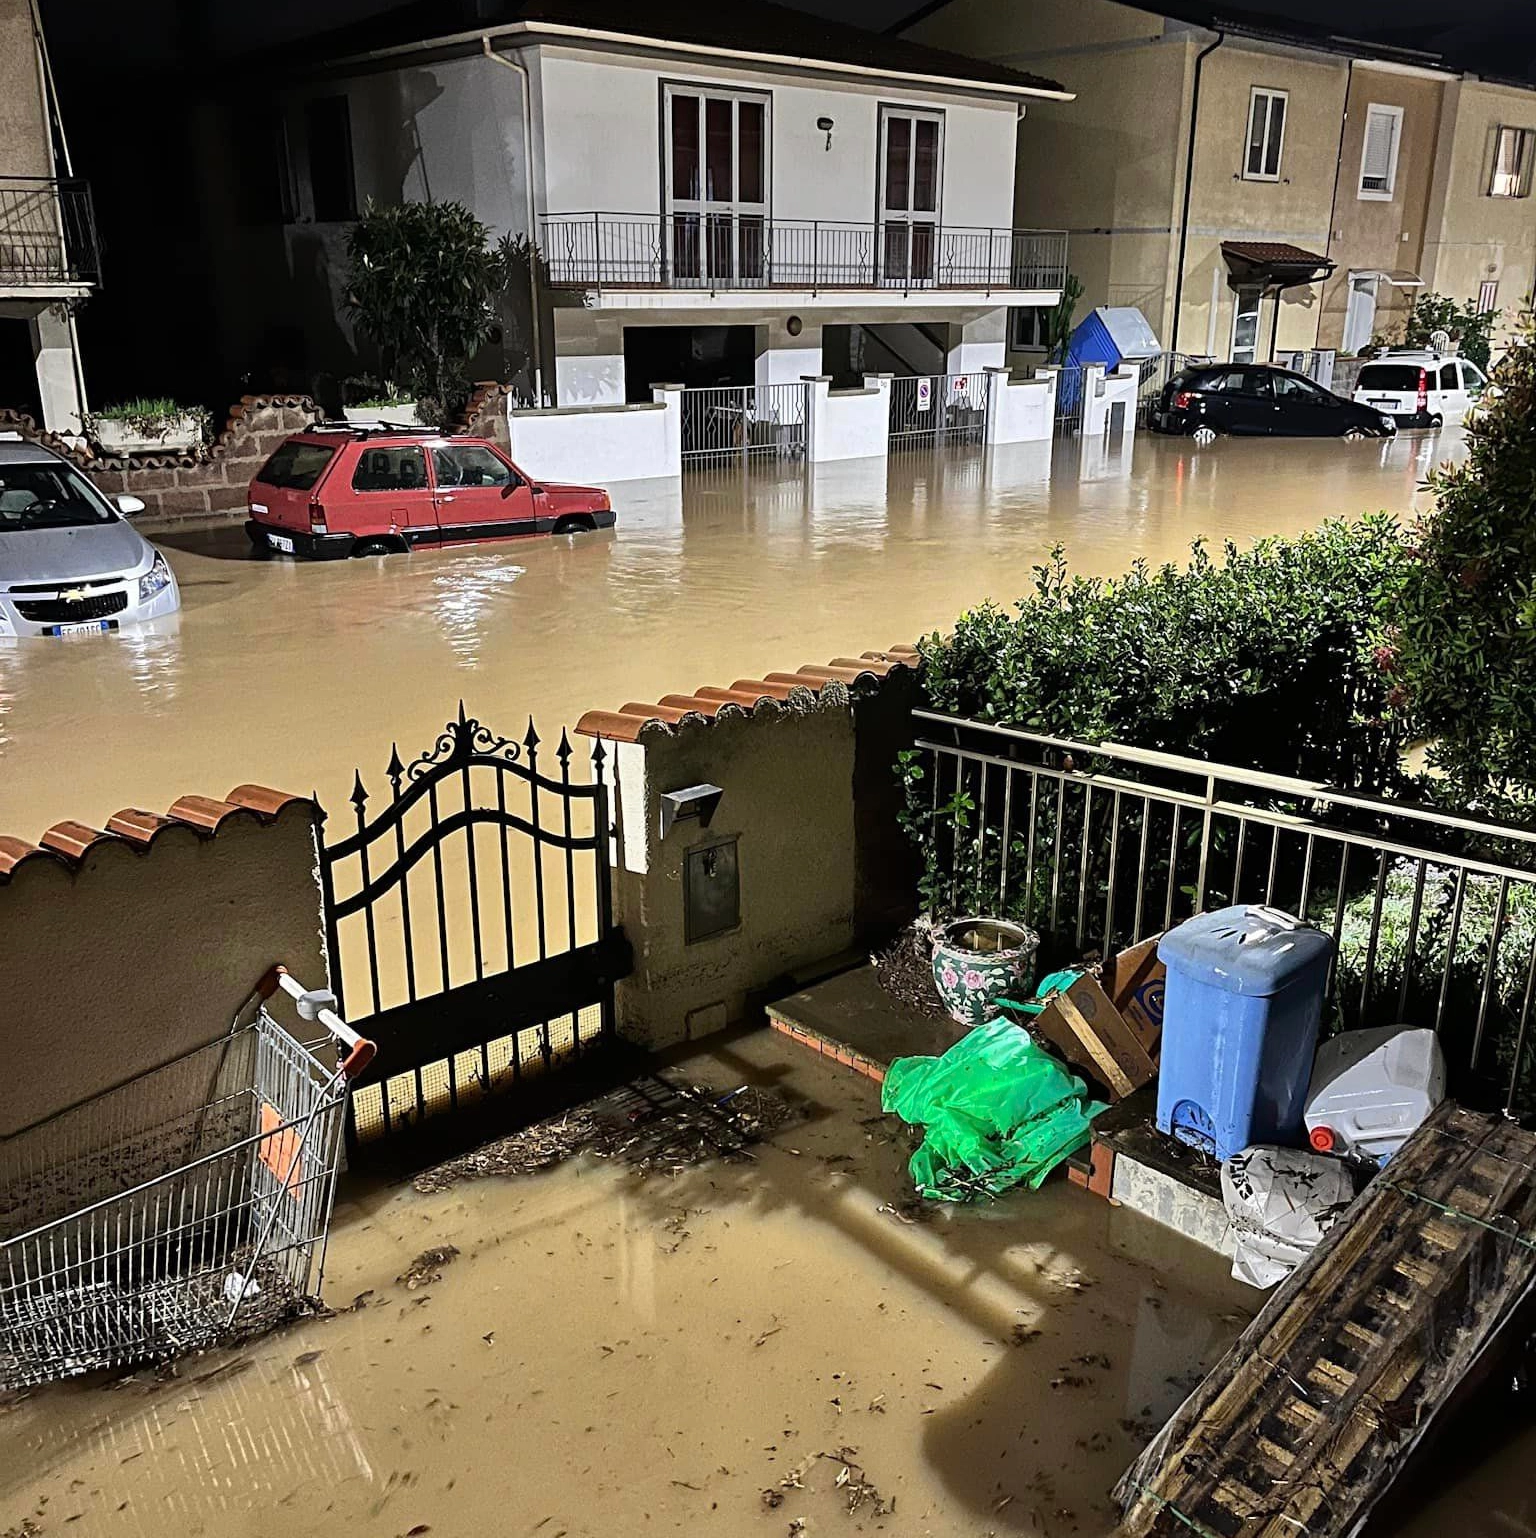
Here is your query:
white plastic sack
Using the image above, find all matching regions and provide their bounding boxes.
[1221,1146,1356,1289]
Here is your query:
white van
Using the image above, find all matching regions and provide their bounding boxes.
[1352,350,1488,428]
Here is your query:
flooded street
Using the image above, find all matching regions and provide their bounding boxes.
[0,429,1456,836]
[0,1031,1255,1537]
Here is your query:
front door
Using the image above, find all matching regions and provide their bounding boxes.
[1230,285,1265,364]
[664,87,767,287]
[1342,275,1378,355]
[878,107,942,286]
[430,443,535,542]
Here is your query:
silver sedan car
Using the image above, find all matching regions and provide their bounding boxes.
[0,440,179,638]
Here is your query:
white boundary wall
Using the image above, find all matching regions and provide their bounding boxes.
[984,366,1055,444]
[805,374,891,463]
[507,383,682,481]
[1084,364,1140,439]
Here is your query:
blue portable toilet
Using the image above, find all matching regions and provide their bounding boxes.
[1155,906,1333,1161]
[1058,307,1162,414]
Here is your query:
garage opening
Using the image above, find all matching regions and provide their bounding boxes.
[622,325,755,402]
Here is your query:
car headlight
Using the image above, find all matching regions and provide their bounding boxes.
[138,551,172,603]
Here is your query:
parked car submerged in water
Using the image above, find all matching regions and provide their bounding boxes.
[1352,350,1488,428]
[0,441,179,638]
[1152,364,1396,446]
[245,425,615,559]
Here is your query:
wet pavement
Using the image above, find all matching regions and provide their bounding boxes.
[0,428,1459,836]
[0,1030,1256,1537]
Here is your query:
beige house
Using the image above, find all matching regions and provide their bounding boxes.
[1,0,98,430]
[905,0,1536,367]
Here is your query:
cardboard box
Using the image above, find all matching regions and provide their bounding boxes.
[1100,935,1166,1053]
[1034,937,1166,1101]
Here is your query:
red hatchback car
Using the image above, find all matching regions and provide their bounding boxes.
[245,426,614,559]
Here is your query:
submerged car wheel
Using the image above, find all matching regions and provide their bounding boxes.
[1342,427,1367,442]
[1191,425,1218,447]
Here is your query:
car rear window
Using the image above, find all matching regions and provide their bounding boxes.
[1356,365,1423,392]
[255,440,336,490]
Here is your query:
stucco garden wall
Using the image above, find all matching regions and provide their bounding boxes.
[0,789,325,1138]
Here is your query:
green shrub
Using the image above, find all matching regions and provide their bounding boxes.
[917,517,1407,786]
[345,200,507,427]
[1388,322,1536,816]
[1402,291,1499,372]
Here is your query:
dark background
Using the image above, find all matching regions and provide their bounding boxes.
[21,0,1536,415]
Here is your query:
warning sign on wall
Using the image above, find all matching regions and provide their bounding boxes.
[916,378,932,412]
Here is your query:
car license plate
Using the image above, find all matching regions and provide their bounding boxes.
[267,533,295,553]
[48,620,117,637]
[1369,398,1396,407]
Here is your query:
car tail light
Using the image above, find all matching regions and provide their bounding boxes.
[1174,390,1195,410]
[1416,369,1428,412]
[309,499,328,534]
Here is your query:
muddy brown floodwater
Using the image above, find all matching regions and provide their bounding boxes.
[0,1031,1258,1537]
[0,430,1458,836]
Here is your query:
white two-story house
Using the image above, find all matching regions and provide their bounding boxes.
[218,0,1070,409]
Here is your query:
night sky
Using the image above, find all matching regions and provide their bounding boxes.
[42,0,1536,84]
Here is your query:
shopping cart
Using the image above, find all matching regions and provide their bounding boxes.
[0,967,375,1388]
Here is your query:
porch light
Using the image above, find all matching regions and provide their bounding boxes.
[817,116,834,150]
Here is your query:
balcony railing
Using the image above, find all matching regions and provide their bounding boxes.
[540,213,1067,294]
[0,177,102,288]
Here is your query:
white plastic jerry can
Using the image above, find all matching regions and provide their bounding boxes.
[1303,1026,1446,1165]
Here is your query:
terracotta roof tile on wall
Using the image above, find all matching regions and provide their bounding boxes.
[575,645,919,744]
[0,786,313,883]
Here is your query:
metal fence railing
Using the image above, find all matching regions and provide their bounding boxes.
[541,213,1067,294]
[911,711,1536,1116]
[888,373,989,450]
[0,177,101,287]
[679,382,807,467]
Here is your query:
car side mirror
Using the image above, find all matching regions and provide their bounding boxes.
[529,485,544,496]
[115,493,147,516]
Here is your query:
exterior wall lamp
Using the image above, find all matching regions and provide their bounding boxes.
[817,116,834,150]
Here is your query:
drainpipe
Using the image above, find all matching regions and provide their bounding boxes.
[1171,30,1223,355]
[482,36,545,406]
[1319,59,1355,351]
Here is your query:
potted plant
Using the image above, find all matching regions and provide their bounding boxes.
[87,399,210,456]
[931,918,1041,1028]
[342,377,420,427]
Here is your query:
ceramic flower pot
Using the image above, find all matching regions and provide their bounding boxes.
[931,918,1041,1028]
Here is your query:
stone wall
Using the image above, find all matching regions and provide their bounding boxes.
[0,394,323,522]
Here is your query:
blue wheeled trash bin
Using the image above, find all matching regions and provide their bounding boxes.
[1155,905,1333,1160]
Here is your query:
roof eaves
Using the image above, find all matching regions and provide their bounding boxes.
[308,18,1071,100]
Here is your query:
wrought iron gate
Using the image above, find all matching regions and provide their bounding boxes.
[319,707,630,1152]
[680,383,807,467]
[888,373,988,450]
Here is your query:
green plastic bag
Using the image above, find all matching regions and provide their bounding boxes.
[881,1020,1105,1202]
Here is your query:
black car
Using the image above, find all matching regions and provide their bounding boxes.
[1152,364,1396,444]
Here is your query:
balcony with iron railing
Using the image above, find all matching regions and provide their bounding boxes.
[540,213,1067,296]
[0,177,102,291]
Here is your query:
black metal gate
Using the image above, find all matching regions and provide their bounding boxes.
[319,707,631,1153]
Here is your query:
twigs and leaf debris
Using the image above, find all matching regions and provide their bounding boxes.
[870,921,945,1019]
[399,1246,459,1290]
[768,1448,894,1522]
[411,1074,796,1194]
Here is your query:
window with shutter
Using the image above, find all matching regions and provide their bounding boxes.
[1490,127,1535,198]
[1358,105,1403,199]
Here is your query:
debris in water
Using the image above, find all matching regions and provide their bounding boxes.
[1011,1325,1043,1347]
[411,1074,796,1193]
[753,1321,784,1347]
[761,1489,785,1510]
[866,1395,886,1414]
[875,1200,932,1227]
[293,1349,324,1367]
[400,1246,460,1290]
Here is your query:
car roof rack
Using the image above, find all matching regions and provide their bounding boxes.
[307,420,446,438]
